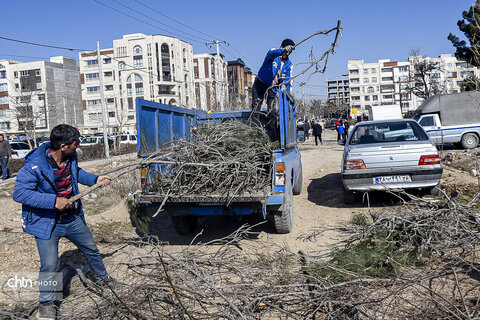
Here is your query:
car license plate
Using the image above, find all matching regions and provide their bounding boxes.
[373,175,411,184]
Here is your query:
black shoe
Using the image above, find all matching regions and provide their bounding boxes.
[37,301,57,320]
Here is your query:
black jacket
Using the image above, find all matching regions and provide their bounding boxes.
[312,123,323,136]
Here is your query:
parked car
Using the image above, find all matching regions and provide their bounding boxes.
[119,134,137,145]
[341,119,443,204]
[79,136,114,148]
[10,142,31,159]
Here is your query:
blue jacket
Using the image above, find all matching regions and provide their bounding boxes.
[12,143,98,239]
[257,48,293,92]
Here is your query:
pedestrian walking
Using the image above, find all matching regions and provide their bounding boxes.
[12,124,113,320]
[338,120,346,142]
[304,119,310,140]
[0,134,12,180]
[312,120,323,145]
[344,119,351,138]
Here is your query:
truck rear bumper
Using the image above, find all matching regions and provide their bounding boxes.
[137,193,285,218]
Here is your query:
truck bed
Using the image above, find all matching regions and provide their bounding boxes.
[138,192,267,204]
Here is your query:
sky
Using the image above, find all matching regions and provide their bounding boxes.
[0,0,475,101]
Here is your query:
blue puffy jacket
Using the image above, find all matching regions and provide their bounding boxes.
[257,48,293,92]
[12,143,98,239]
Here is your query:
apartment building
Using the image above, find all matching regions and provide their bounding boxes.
[326,74,350,106]
[347,53,480,117]
[227,58,253,109]
[193,53,228,111]
[79,33,195,133]
[0,56,82,137]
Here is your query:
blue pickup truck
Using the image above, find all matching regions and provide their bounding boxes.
[135,91,303,234]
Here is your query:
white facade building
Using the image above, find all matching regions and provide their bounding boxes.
[79,33,195,133]
[347,54,480,117]
[0,56,82,137]
[193,53,228,111]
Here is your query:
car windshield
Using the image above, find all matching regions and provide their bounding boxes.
[349,121,429,145]
[11,143,30,150]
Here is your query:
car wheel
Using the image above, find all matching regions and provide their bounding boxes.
[461,133,479,149]
[343,187,356,205]
[171,215,198,235]
[292,167,303,195]
[273,189,294,234]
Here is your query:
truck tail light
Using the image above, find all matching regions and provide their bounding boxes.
[140,167,148,188]
[418,154,440,165]
[274,162,286,186]
[345,159,366,170]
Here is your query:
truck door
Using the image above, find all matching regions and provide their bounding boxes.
[418,114,441,144]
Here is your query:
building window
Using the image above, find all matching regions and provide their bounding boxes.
[447,63,453,68]
[133,45,142,55]
[36,82,42,90]
[351,96,360,101]
[38,94,45,100]
[86,73,99,80]
[0,110,6,117]
[127,84,132,96]
[127,115,134,120]
[351,87,360,92]
[364,96,370,101]
[382,85,394,91]
[367,86,374,93]
[128,98,133,110]
[35,69,41,76]
[20,70,29,77]
[350,69,359,75]
[105,85,114,91]
[398,66,408,72]
[363,69,369,74]
[0,83,7,91]
[133,56,143,67]
[108,111,115,117]
[85,59,98,67]
[383,94,393,99]
[398,76,408,82]
[350,78,359,84]
[457,81,463,86]
[381,68,392,73]
[0,122,10,130]
[371,77,377,83]
[118,61,126,69]
[116,46,127,57]
[87,99,101,106]
[363,78,369,83]
[371,68,377,74]
[135,83,144,95]
[103,57,112,64]
[104,71,113,77]
[372,95,378,101]
[87,86,99,93]
[400,93,409,99]
[13,72,18,78]
[0,96,8,104]
[461,71,472,78]
[382,77,393,81]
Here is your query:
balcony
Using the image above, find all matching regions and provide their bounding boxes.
[158,91,175,95]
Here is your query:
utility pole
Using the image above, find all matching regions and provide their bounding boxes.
[97,41,110,157]
[206,40,228,110]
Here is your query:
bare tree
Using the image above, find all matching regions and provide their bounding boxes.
[408,49,448,100]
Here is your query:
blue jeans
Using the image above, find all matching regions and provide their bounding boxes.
[35,215,108,303]
[0,156,10,179]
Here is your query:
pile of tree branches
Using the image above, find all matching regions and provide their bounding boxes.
[146,120,273,202]
[55,192,480,319]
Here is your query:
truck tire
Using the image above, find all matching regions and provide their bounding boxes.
[343,187,356,205]
[292,168,303,195]
[461,133,479,149]
[273,190,294,233]
[171,215,198,235]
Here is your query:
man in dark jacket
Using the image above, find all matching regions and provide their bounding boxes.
[13,124,111,319]
[312,120,323,145]
[0,134,12,179]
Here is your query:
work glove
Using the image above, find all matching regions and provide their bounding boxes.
[285,45,295,54]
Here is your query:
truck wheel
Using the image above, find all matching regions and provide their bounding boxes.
[273,190,294,233]
[292,168,303,195]
[461,133,479,149]
[427,183,441,196]
[343,187,356,205]
[171,215,198,235]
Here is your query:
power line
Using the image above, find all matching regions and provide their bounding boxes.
[109,0,211,43]
[133,0,218,41]
[0,53,50,60]
[93,0,206,45]
[0,36,91,52]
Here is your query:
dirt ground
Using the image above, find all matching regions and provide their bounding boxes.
[0,128,477,310]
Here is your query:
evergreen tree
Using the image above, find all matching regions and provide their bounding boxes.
[448,0,480,66]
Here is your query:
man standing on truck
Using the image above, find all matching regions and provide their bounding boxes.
[251,39,295,140]
[12,124,112,320]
